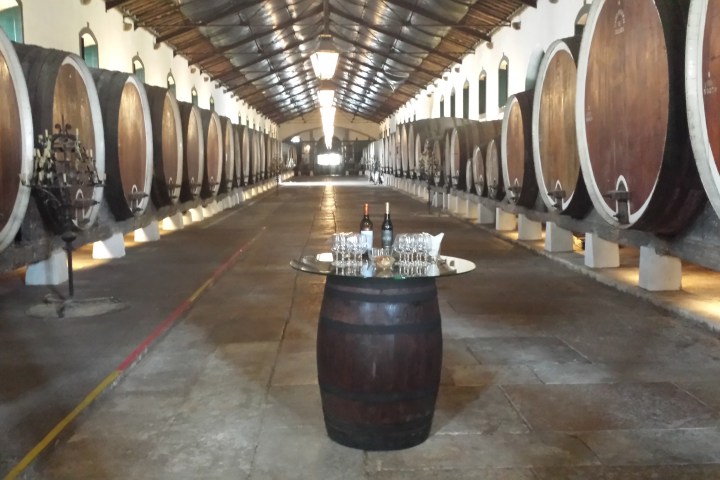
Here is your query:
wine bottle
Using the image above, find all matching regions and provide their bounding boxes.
[381,202,393,249]
[359,203,373,250]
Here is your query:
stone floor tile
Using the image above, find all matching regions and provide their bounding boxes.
[468,336,590,365]
[261,385,324,429]
[367,467,536,479]
[271,351,317,386]
[533,465,720,480]
[441,364,541,387]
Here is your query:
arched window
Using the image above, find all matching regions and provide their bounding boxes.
[79,27,99,68]
[450,88,456,117]
[167,72,175,95]
[462,81,469,119]
[478,70,487,117]
[439,95,445,118]
[0,0,23,42]
[209,96,215,112]
[498,56,509,109]
[575,2,590,36]
[131,54,144,83]
[191,87,198,106]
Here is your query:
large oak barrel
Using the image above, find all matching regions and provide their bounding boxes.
[687,0,720,219]
[251,129,260,183]
[472,146,485,196]
[260,132,268,179]
[532,37,591,218]
[200,109,222,201]
[407,124,416,174]
[449,121,503,191]
[400,124,409,175]
[501,90,537,207]
[92,70,152,220]
[317,276,442,451]
[0,30,32,252]
[14,43,105,232]
[219,117,234,193]
[145,84,183,208]
[241,126,251,185]
[232,124,242,188]
[576,0,705,234]
[485,138,504,200]
[178,101,204,202]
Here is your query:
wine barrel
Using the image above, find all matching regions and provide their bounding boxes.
[407,124,416,174]
[413,132,422,175]
[465,157,473,193]
[14,43,105,232]
[145,85,183,208]
[400,124,409,175]
[472,146,485,196]
[317,276,442,451]
[219,117,234,193]
[576,0,705,234]
[251,129,260,182]
[532,36,590,218]
[0,30,32,253]
[241,126,251,185]
[501,90,537,207]
[449,121,503,191]
[687,0,720,219]
[260,132,268,179]
[92,69,152,220]
[200,109,222,201]
[232,124,242,188]
[178,101,204,202]
[485,138,504,200]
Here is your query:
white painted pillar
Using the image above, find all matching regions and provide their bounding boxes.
[639,246,682,291]
[517,214,543,241]
[477,204,495,224]
[189,207,204,223]
[202,203,216,218]
[544,222,574,253]
[495,208,517,231]
[134,220,161,242]
[466,199,478,221]
[584,233,619,268]
[161,212,184,231]
[25,249,68,286]
[93,232,126,259]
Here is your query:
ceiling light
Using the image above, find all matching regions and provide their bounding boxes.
[311,34,339,80]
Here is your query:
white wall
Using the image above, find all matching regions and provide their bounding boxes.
[398,0,586,123]
[20,0,277,136]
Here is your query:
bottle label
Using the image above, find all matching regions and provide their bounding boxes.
[381,230,393,248]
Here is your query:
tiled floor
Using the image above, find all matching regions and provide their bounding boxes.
[4,177,720,479]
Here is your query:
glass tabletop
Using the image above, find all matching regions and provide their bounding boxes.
[290,253,476,279]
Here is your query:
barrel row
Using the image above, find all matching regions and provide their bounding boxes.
[0,35,276,253]
[377,0,720,237]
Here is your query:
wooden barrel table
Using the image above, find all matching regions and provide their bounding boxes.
[146,85,183,208]
[178,101,204,202]
[200,109,222,201]
[91,69,152,220]
[15,43,105,232]
[687,0,720,219]
[291,254,475,451]
[532,36,590,218]
[0,28,33,253]
[501,90,537,207]
[576,0,705,234]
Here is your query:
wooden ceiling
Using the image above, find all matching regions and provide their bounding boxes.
[106,0,535,124]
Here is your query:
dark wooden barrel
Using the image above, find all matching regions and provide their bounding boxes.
[449,121,503,191]
[485,138,504,200]
[220,117,234,193]
[465,156,473,193]
[260,132,268,179]
[145,84,182,208]
[501,90,537,207]
[251,129,260,183]
[532,36,590,218]
[687,0,720,219]
[400,124,409,175]
[577,0,705,234]
[317,276,442,451]
[178,101,204,202]
[200,109,222,201]
[14,43,105,232]
[91,70,152,220]
[0,30,32,252]
[407,124,415,174]
[241,126,251,185]
[431,138,444,185]
[413,132,422,175]
[472,146,485,196]
[232,124,242,188]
